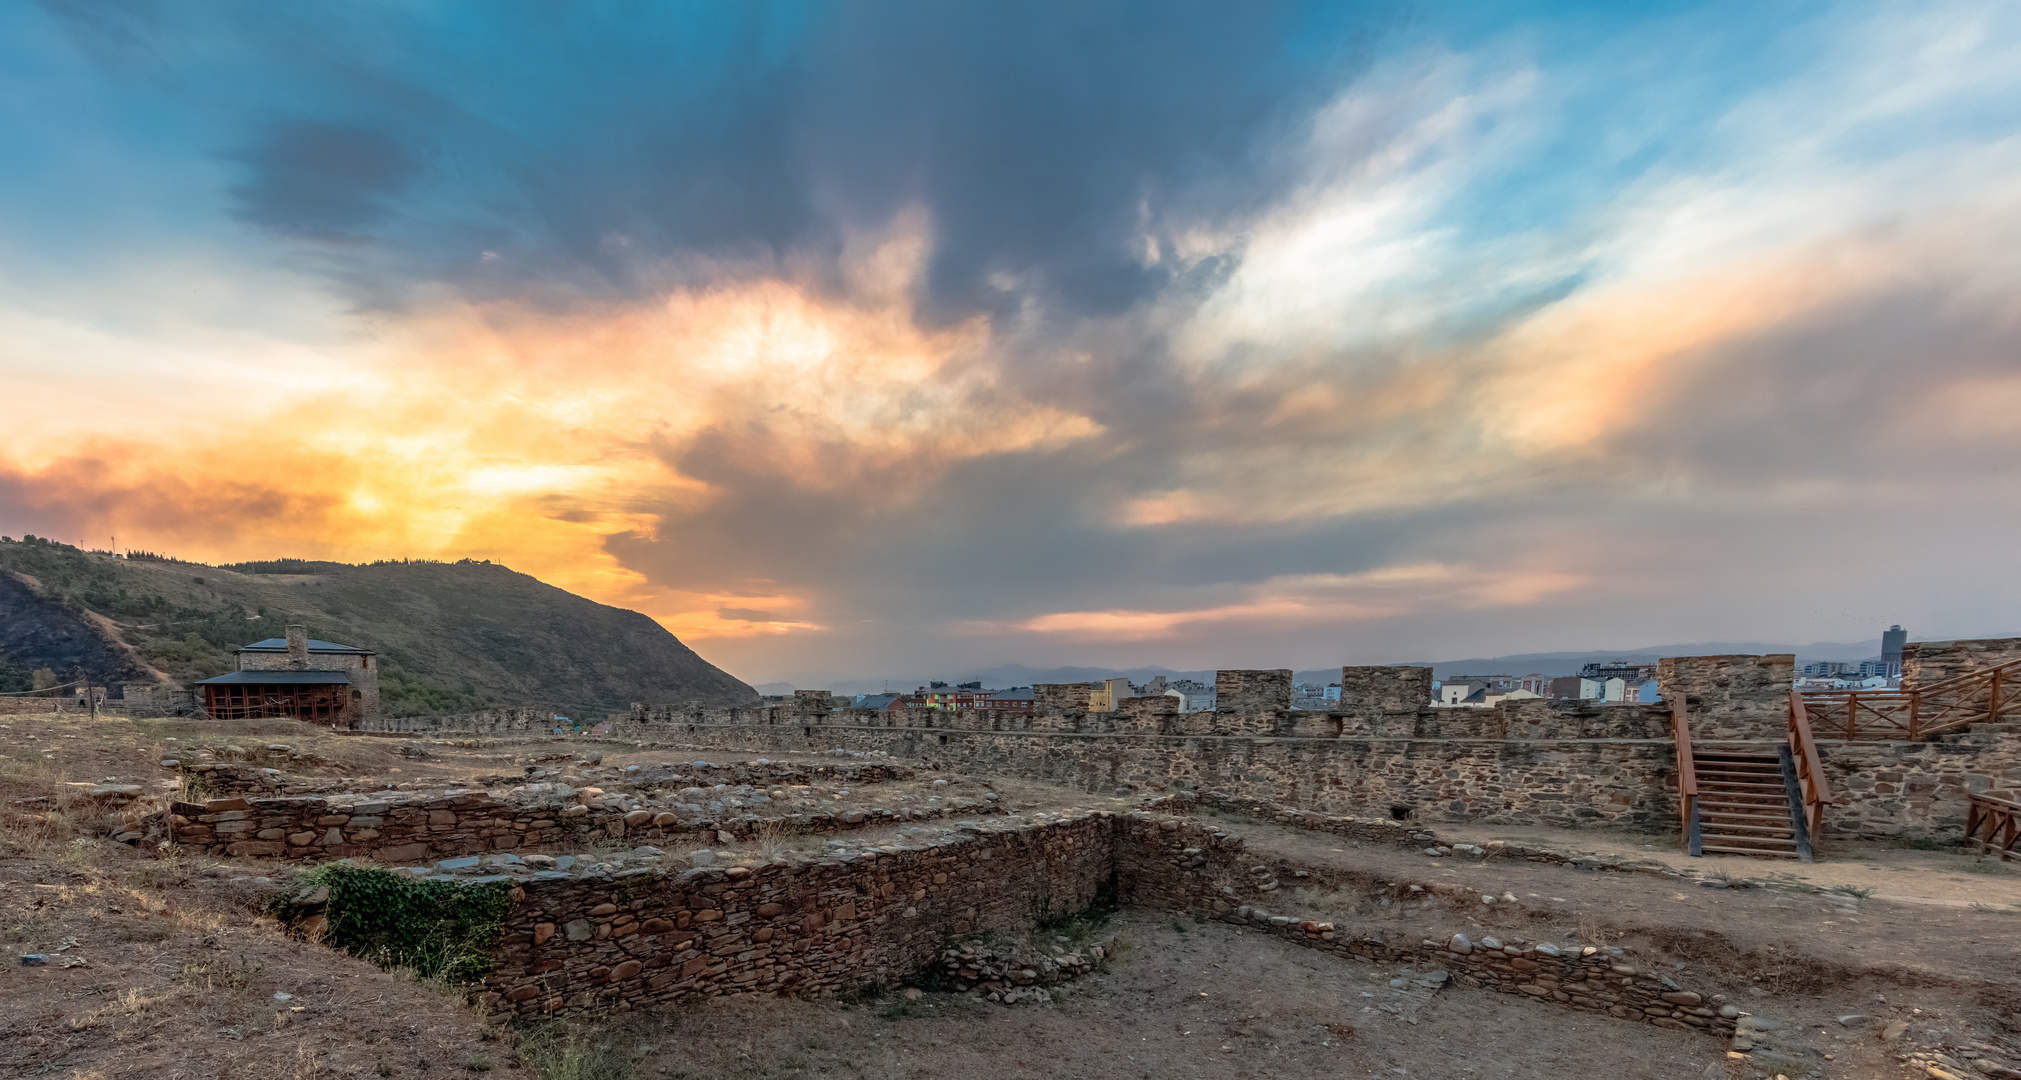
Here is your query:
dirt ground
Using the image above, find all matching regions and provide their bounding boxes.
[534,910,1722,1080]
[6,711,2021,1080]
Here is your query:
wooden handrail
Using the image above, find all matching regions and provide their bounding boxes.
[1901,653,2021,697]
[1786,690,1830,849]
[1791,653,2021,741]
[1670,698,1699,854]
[1965,793,2021,859]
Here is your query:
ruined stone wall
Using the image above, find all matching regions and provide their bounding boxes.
[1902,639,2021,688]
[477,813,1116,1015]
[172,758,912,800]
[166,782,1001,863]
[1114,814,1733,1037]
[352,708,567,736]
[1655,654,1794,740]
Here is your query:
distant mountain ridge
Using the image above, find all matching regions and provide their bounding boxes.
[0,537,757,715]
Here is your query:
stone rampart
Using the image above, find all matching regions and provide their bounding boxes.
[1655,654,1793,740]
[633,720,1683,829]
[1815,729,2021,839]
[1337,666,1434,712]
[1902,638,2021,688]
[477,813,1116,1014]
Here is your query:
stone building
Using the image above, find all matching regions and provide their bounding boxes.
[195,624,380,725]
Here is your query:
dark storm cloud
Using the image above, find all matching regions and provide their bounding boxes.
[49,0,1386,318]
[230,120,420,241]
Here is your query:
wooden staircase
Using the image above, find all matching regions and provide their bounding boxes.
[1672,697,1821,862]
[1691,752,1804,859]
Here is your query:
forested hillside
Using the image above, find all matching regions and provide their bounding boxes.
[0,537,757,715]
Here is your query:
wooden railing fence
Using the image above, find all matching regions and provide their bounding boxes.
[1671,698,1701,856]
[1798,656,2021,740]
[1965,793,2020,860]
[1784,691,1831,852]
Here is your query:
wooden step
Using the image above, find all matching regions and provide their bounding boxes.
[1698,781,1788,792]
[1700,811,1793,824]
[1698,799,1791,811]
[1702,838,1797,851]
[1697,825,1794,841]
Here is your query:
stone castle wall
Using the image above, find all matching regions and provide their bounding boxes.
[1655,654,1794,740]
[477,813,1117,1014]
[1814,730,2021,839]
[633,718,1684,830]
[630,696,2017,842]
[1902,638,2021,688]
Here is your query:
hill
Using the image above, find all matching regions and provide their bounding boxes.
[0,536,757,715]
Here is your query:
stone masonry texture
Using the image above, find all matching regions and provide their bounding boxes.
[478,813,1116,1014]
[1655,654,1795,740]
[468,811,1731,1039]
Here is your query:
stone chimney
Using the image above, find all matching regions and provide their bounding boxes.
[285,625,309,670]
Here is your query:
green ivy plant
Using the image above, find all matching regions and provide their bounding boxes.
[274,863,515,983]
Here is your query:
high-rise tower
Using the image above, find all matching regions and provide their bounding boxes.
[1882,624,1907,677]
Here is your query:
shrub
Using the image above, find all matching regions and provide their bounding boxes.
[274,864,514,982]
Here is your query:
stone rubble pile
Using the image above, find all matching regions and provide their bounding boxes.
[936,934,1114,1003]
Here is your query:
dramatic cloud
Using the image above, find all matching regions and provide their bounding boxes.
[4,1,2020,685]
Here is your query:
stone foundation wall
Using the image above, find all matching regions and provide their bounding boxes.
[166,785,1005,863]
[477,813,1116,1014]
[1113,814,1734,1036]
[353,708,570,736]
[173,758,912,799]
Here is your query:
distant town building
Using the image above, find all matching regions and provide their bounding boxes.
[1088,677,1134,712]
[1578,661,1659,683]
[984,687,1035,712]
[1882,624,1907,677]
[196,624,378,725]
[1291,682,1332,710]
[851,693,909,712]
[1164,681,1215,712]
[916,681,989,710]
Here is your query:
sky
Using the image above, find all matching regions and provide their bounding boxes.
[4,1,2020,687]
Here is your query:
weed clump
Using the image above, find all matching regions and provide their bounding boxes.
[273,863,514,982]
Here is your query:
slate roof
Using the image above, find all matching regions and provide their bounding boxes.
[236,638,374,654]
[195,670,353,686]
